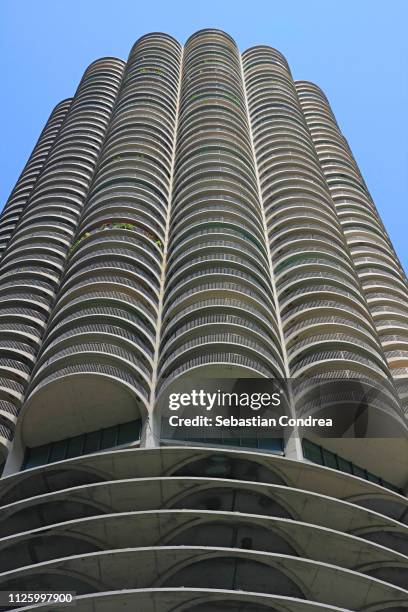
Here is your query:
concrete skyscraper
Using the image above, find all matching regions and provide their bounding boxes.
[0,29,407,611]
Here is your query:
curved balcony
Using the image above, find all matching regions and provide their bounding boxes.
[9,35,181,469]
[171,203,266,246]
[19,358,148,450]
[1,31,407,610]
[160,29,286,397]
[168,231,269,270]
[295,80,408,408]
[163,269,276,319]
[0,100,72,258]
[241,51,388,391]
[279,282,369,315]
[159,332,284,379]
[2,545,408,608]
[0,59,125,462]
[166,254,273,300]
[0,446,407,610]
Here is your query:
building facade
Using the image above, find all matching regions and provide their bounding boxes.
[0,29,407,611]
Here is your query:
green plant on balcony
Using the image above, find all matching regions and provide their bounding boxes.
[69,232,91,254]
[69,223,164,256]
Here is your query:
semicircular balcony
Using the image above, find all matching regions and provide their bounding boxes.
[171,198,266,244]
[8,34,181,469]
[281,299,382,349]
[285,317,382,352]
[0,99,72,258]
[279,280,369,317]
[168,228,269,271]
[20,352,149,452]
[0,445,407,609]
[269,194,334,222]
[0,57,125,466]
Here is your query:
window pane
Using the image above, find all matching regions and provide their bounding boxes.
[337,457,352,473]
[302,439,323,464]
[24,444,50,469]
[322,449,338,469]
[100,426,118,450]
[241,437,258,449]
[83,431,100,454]
[118,420,140,445]
[49,439,67,463]
[352,465,366,479]
[223,438,241,447]
[66,435,84,458]
[259,438,283,453]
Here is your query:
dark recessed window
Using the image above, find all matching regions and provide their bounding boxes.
[302,439,323,465]
[118,420,141,445]
[101,425,118,449]
[23,418,142,470]
[66,435,84,458]
[322,448,338,469]
[164,426,283,455]
[337,457,353,474]
[302,438,400,494]
[83,431,100,454]
[24,444,50,469]
[352,465,366,479]
[49,439,68,463]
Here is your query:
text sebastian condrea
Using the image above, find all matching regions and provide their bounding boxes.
[168,415,333,427]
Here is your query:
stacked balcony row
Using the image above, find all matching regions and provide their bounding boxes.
[0,100,72,257]
[23,35,182,447]
[296,81,408,413]
[0,59,125,460]
[241,47,403,428]
[0,447,407,610]
[159,30,286,395]
[0,30,406,471]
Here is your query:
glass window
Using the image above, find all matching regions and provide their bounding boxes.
[49,439,67,463]
[222,438,241,446]
[302,439,401,492]
[118,420,140,445]
[322,449,338,469]
[24,419,143,470]
[24,444,50,469]
[367,472,381,485]
[302,439,323,465]
[100,425,118,450]
[66,435,84,458]
[337,457,353,474]
[242,437,258,449]
[83,431,100,454]
[259,438,283,452]
[352,465,366,479]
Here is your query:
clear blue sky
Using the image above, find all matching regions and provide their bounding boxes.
[1,0,407,270]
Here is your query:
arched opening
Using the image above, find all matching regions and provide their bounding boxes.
[362,530,408,556]
[177,602,277,612]
[366,565,408,590]
[162,556,304,597]
[0,468,106,506]
[172,454,286,485]
[352,496,407,523]
[0,499,107,538]
[0,572,95,596]
[170,487,292,518]
[167,520,298,555]
[0,534,102,572]
[21,373,147,449]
